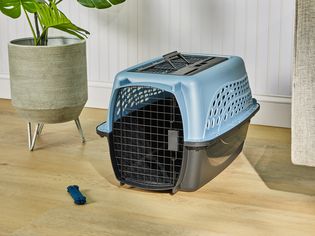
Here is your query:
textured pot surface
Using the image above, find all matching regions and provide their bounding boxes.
[8,37,88,123]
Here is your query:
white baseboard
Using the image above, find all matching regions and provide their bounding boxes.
[86,81,113,109]
[251,95,291,128]
[0,75,11,99]
[0,76,291,128]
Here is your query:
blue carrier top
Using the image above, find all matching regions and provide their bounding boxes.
[98,51,260,144]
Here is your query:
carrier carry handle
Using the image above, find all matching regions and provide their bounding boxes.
[162,51,190,69]
[137,51,190,72]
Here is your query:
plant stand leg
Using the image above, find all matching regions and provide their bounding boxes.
[37,123,44,135]
[27,122,42,151]
[75,118,86,143]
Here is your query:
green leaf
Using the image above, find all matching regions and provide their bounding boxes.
[35,2,90,41]
[0,0,21,18]
[109,0,125,5]
[23,1,37,13]
[0,0,37,18]
[77,0,125,9]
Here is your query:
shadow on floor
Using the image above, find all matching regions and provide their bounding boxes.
[243,125,315,196]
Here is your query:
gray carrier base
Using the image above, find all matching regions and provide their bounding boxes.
[177,120,249,192]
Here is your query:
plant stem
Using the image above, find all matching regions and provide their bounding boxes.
[36,28,48,46]
[40,30,48,46]
[34,7,48,46]
[34,13,41,40]
[44,29,48,46]
[23,8,37,45]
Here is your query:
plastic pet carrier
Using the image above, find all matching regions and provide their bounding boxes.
[97,51,259,193]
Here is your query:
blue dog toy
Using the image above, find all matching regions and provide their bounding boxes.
[67,185,86,205]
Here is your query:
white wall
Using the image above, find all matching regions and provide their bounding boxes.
[0,0,295,127]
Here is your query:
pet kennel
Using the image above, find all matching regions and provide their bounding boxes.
[97,51,259,193]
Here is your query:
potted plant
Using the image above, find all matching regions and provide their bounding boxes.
[0,0,125,151]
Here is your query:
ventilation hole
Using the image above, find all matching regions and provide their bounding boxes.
[220,108,223,114]
[211,118,216,128]
[217,117,220,125]
[214,109,217,116]
[207,120,211,129]
[224,101,227,106]
[217,94,220,99]
[218,101,221,106]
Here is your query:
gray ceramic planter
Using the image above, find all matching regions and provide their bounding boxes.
[8,37,88,151]
[8,37,88,124]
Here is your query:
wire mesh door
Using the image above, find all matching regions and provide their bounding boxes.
[111,86,184,189]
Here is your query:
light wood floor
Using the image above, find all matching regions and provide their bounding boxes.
[0,99,314,236]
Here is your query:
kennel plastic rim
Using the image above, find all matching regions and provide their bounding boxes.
[184,103,259,147]
[97,103,259,148]
[96,101,260,146]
